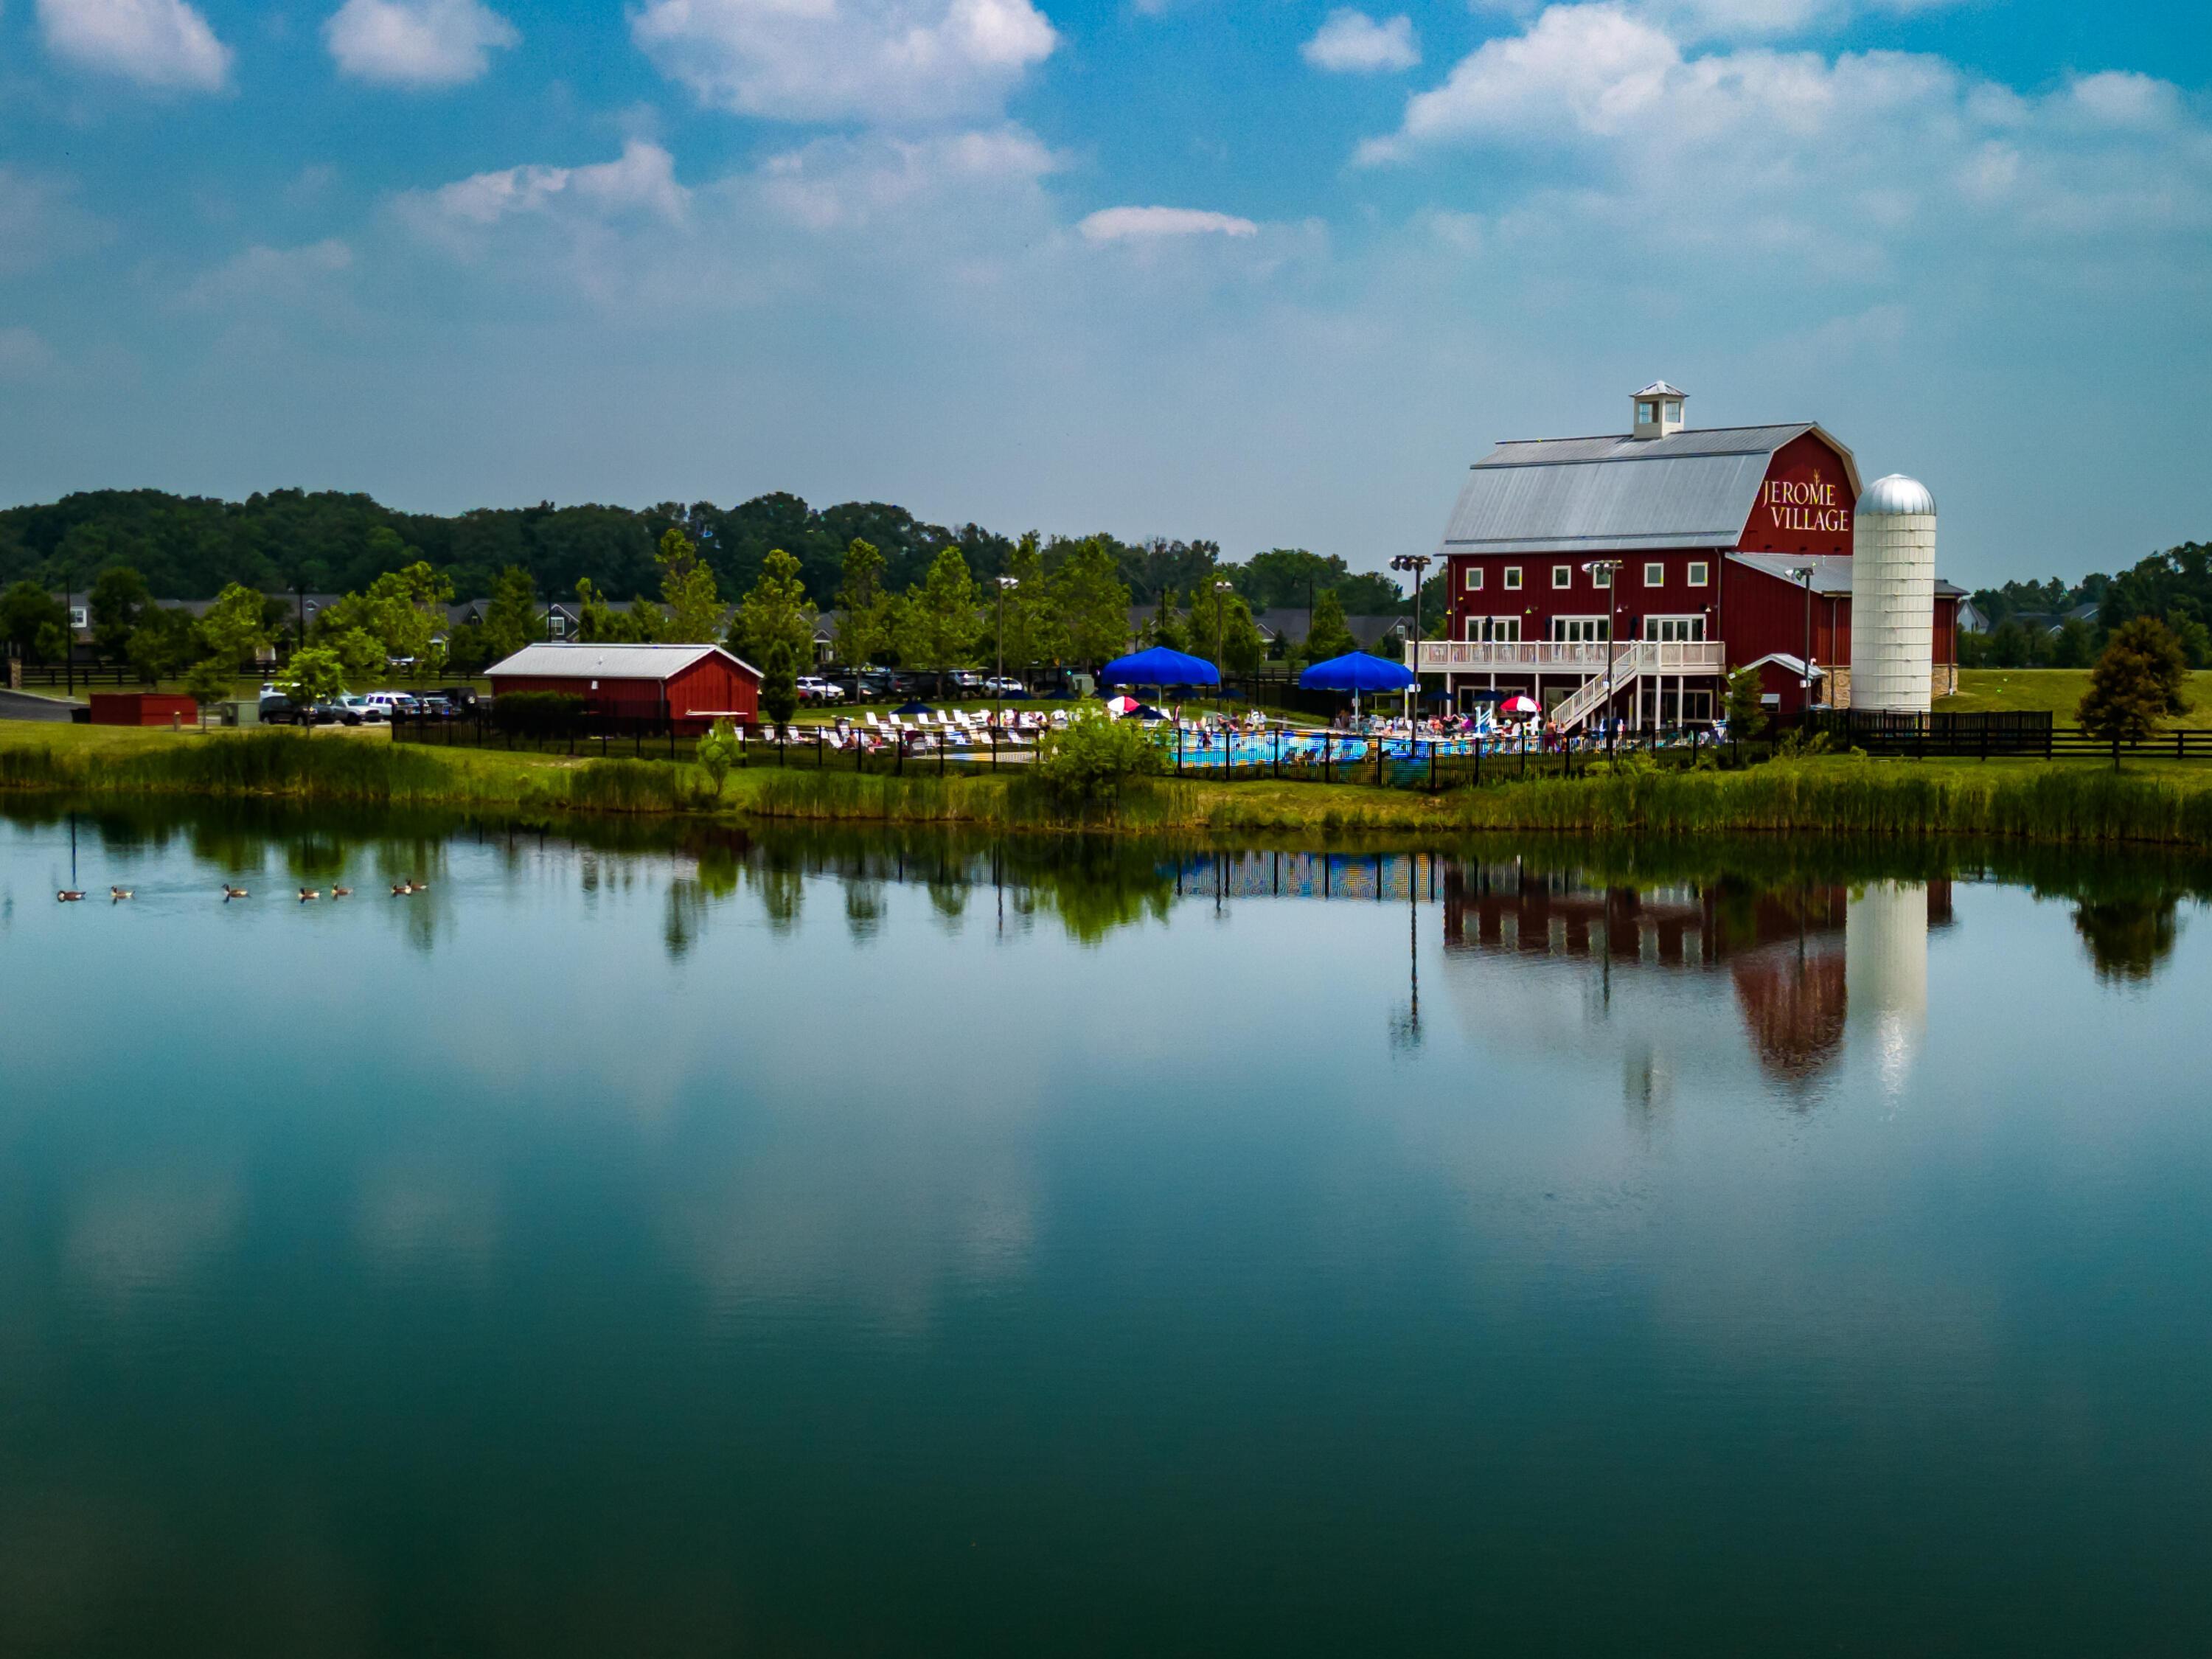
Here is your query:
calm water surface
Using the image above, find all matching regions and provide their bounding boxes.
[3,803,2211,1656]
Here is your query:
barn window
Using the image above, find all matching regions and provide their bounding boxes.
[1552,566,1571,589]
[1687,561,1708,587]
[1644,563,1665,587]
[1463,567,1483,591]
[1503,566,1522,591]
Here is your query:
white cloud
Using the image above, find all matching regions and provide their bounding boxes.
[1079,206,1259,243]
[759,125,1062,231]
[178,239,354,310]
[402,139,690,234]
[323,0,518,88]
[35,0,232,89]
[630,0,1057,123]
[1301,10,1418,74]
[1358,3,2212,279]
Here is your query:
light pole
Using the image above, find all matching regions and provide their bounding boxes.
[1582,559,1621,751]
[995,575,1018,728]
[60,549,73,700]
[1787,566,1815,717]
[1211,579,1234,713]
[1390,554,1431,721]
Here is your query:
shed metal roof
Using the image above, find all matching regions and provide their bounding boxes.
[484,642,760,681]
[1437,423,1856,557]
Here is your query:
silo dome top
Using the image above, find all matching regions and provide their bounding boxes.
[1858,473,1936,516]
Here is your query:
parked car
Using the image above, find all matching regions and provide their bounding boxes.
[258,694,300,725]
[436,686,481,712]
[948,671,986,698]
[338,695,385,723]
[796,675,845,703]
[984,676,1026,695]
[316,700,357,726]
[360,692,418,720]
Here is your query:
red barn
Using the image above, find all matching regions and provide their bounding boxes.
[484,643,761,732]
[1412,382,1961,725]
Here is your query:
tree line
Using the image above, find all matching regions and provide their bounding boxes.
[1965,543,2212,669]
[0,486,1415,616]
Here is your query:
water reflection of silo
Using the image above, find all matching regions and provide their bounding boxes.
[1846,880,1949,1097]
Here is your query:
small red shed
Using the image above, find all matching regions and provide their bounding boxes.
[90,692,200,727]
[483,642,762,732]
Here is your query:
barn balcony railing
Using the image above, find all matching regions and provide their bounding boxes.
[1406,640,1726,674]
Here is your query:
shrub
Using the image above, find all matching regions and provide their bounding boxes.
[1031,710,1166,807]
[493,691,585,737]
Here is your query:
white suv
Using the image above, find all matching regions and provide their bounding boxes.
[796,675,844,703]
[360,692,419,720]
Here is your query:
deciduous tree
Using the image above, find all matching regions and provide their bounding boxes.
[657,527,724,643]
[2078,616,2188,745]
[832,538,893,667]
[1050,537,1133,671]
[733,549,816,676]
[898,546,980,699]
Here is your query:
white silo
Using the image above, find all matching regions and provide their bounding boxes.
[1848,474,1937,713]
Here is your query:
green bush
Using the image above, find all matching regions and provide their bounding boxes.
[1031,711,1167,807]
[493,692,585,737]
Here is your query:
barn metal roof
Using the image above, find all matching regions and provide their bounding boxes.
[1436,423,1857,557]
[484,642,761,681]
[1728,552,1966,597]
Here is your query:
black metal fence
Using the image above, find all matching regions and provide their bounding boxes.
[1801,709,2212,759]
[392,709,1757,790]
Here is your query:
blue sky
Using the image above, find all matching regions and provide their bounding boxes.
[1,0,2207,588]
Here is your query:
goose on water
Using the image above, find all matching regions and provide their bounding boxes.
[391,881,414,896]
[223,884,249,900]
[331,886,353,899]
[299,888,320,902]
[110,886,133,901]
[56,889,86,902]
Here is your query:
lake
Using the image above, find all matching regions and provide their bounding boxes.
[4,800,2210,1656]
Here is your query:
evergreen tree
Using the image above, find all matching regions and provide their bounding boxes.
[1723,665,1767,738]
[1301,589,1357,663]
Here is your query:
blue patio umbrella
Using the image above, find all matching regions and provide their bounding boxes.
[1299,652,1418,692]
[892,700,934,716]
[1301,650,1418,717]
[1099,646,1221,689]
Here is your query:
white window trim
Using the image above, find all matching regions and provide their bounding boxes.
[1592,565,1613,588]
[1463,567,1484,591]
[1644,562,1665,588]
[1503,566,1523,591]
[1641,613,1708,642]
[1687,560,1709,587]
[1551,565,1572,589]
[1548,615,1613,643]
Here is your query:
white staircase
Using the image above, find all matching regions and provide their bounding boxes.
[1547,641,1725,732]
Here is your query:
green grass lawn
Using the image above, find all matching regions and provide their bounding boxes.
[1937,668,2212,722]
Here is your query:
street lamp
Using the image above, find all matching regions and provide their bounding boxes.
[1786,566,1815,717]
[1582,559,1622,750]
[1390,554,1431,720]
[60,549,73,700]
[995,575,1018,727]
[1212,579,1234,712]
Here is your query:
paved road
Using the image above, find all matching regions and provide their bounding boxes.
[0,689,85,723]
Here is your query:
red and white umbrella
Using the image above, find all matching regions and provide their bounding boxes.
[1105,695,1141,716]
[1499,695,1541,720]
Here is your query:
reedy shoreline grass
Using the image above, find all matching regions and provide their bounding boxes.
[8,725,2212,848]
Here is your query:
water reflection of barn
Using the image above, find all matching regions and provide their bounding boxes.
[1440,864,1950,1082]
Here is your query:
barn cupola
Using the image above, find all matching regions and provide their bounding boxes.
[1631,380,1686,439]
